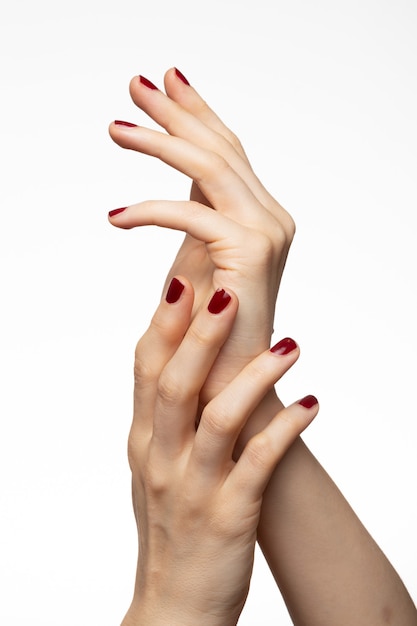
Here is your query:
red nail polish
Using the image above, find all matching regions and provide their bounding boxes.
[109,207,127,217]
[139,75,158,90]
[298,395,318,409]
[270,337,297,355]
[175,67,190,86]
[166,277,185,304]
[208,289,231,314]
[114,120,137,127]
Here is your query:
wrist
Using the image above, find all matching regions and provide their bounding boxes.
[122,598,239,626]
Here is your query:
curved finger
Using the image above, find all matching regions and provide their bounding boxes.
[162,67,295,234]
[151,287,239,456]
[231,395,319,501]
[107,201,278,300]
[164,67,251,164]
[191,337,300,475]
[133,275,194,426]
[109,121,271,228]
[109,200,252,257]
[129,72,251,171]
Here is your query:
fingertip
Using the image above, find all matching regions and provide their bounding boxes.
[108,206,127,219]
[298,394,319,410]
[174,67,190,86]
[163,274,194,302]
[165,276,185,304]
[206,286,239,316]
[207,288,232,314]
[164,66,190,87]
[108,206,132,229]
[270,337,299,356]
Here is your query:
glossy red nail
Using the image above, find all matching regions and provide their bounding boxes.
[298,395,318,409]
[114,120,137,127]
[139,75,158,90]
[109,207,127,217]
[175,67,190,85]
[270,337,297,355]
[208,289,231,314]
[166,277,185,304]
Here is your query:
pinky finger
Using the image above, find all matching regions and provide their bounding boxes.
[231,396,319,500]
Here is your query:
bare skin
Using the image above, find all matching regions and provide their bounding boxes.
[122,278,317,626]
[109,68,417,625]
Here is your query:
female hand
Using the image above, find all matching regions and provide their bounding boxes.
[109,67,295,403]
[123,276,318,626]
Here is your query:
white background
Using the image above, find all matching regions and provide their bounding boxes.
[1,0,416,624]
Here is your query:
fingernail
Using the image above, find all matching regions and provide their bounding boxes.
[114,120,137,128]
[139,75,158,90]
[166,277,185,304]
[175,67,190,86]
[109,207,127,217]
[270,337,297,355]
[298,395,318,409]
[208,289,231,314]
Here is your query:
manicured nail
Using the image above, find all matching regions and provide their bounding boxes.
[270,337,297,355]
[175,67,190,86]
[109,207,127,217]
[165,277,185,304]
[114,120,137,128]
[298,395,318,409]
[139,75,158,90]
[208,289,231,314]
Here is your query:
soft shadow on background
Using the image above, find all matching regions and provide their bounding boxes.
[1,1,416,624]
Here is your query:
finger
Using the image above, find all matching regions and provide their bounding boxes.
[231,395,319,501]
[151,287,239,456]
[191,338,300,475]
[129,70,251,173]
[129,72,284,221]
[109,121,271,228]
[108,200,253,259]
[164,67,252,164]
[133,275,194,427]
[162,68,294,233]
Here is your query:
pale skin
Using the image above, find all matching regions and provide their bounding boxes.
[109,68,417,625]
[122,277,317,626]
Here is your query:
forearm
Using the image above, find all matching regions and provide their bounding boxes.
[246,394,417,625]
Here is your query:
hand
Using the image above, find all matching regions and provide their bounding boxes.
[109,67,295,402]
[123,276,318,626]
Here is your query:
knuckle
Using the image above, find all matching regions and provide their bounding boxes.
[128,436,170,497]
[201,403,235,438]
[187,322,218,350]
[157,369,182,404]
[198,151,231,183]
[245,432,274,471]
[246,360,269,387]
[224,129,244,153]
[251,231,276,265]
[127,425,147,472]
[142,463,170,497]
[284,212,296,241]
[134,343,156,388]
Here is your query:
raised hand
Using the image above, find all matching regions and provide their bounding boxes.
[123,275,317,626]
[109,67,294,401]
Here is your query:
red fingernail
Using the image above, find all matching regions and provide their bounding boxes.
[270,337,297,355]
[139,75,158,90]
[166,277,185,304]
[114,120,137,127]
[175,67,190,86]
[109,207,127,217]
[298,395,318,409]
[208,289,231,314]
